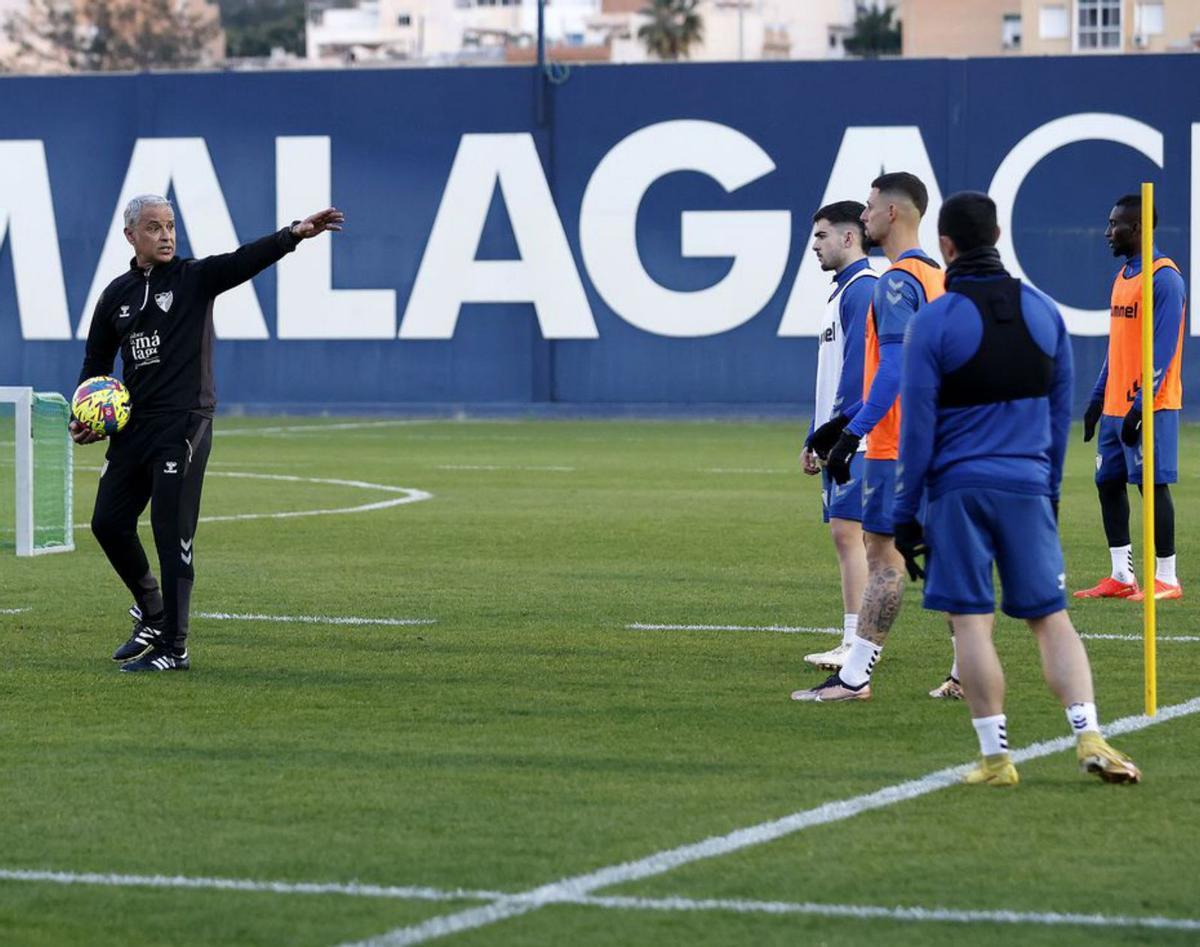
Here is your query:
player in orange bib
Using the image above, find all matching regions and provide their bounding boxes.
[796,172,949,702]
[1076,194,1185,602]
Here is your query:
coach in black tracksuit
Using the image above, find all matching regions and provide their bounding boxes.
[72,194,344,672]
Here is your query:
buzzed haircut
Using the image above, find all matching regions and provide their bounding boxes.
[1114,193,1158,228]
[938,191,998,254]
[812,200,867,245]
[871,172,929,216]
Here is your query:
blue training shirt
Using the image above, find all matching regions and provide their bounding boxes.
[846,249,934,438]
[895,277,1073,524]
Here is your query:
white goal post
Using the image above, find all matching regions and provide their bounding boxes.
[0,386,74,556]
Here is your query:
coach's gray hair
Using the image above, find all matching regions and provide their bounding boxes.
[124,194,173,230]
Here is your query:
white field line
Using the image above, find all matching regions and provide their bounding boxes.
[1081,632,1200,643]
[343,695,1200,947]
[627,623,840,636]
[435,465,575,472]
[74,468,432,528]
[218,421,436,437]
[0,869,500,903]
[196,612,436,628]
[626,623,1199,644]
[573,894,1200,932]
[2,870,1198,936]
[0,607,30,615]
[703,468,791,475]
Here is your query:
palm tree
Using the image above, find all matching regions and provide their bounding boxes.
[843,1,901,58]
[637,0,703,60]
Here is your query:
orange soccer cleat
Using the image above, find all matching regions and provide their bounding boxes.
[1129,580,1183,602]
[1073,577,1139,599]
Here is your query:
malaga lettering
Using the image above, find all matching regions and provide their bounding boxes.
[1,114,1196,342]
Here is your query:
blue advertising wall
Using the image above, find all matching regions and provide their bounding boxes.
[0,55,1197,413]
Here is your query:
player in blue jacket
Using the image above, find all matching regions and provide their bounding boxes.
[893,191,1140,787]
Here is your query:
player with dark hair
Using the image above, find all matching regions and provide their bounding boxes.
[892,190,1140,786]
[71,195,344,672]
[794,171,948,702]
[797,201,876,671]
[1075,193,1186,602]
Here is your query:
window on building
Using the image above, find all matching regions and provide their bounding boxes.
[1039,4,1069,39]
[1002,13,1022,49]
[1077,0,1121,49]
[1137,2,1165,36]
[397,13,411,25]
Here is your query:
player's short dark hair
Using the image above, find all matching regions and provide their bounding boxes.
[812,200,867,245]
[938,191,998,254]
[1114,193,1158,228]
[871,172,929,216]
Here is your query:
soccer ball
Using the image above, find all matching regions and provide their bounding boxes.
[72,376,131,436]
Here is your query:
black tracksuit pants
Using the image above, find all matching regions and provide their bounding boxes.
[90,411,213,652]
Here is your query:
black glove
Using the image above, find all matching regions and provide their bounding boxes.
[1083,400,1102,442]
[808,414,850,458]
[1120,405,1142,447]
[826,431,860,485]
[893,519,928,581]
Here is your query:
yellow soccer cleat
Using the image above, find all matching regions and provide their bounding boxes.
[929,676,964,700]
[1077,733,1142,784]
[963,753,1019,787]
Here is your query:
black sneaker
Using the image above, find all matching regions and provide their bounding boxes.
[112,606,165,663]
[120,647,189,673]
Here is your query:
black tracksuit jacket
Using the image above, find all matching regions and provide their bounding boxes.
[78,227,301,418]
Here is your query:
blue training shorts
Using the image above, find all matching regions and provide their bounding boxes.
[923,487,1066,619]
[861,458,895,536]
[822,452,865,523]
[1095,410,1179,486]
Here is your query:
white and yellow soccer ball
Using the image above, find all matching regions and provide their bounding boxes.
[72,375,131,436]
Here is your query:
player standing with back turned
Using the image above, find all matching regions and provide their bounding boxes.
[72,195,344,672]
[893,191,1140,786]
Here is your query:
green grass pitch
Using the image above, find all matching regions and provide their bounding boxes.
[0,418,1196,946]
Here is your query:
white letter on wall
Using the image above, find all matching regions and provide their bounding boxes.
[777,126,943,337]
[400,133,595,339]
[77,138,268,340]
[0,141,71,340]
[276,137,396,339]
[579,119,790,338]
[990,113,1163,337]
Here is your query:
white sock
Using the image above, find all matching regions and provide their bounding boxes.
[841,613,858,648]
[1157,555,1177,585]
[840,636,881,688]
[972,714,1009,757]
[949,632,959,681]
[1110,545,1135,584]
[1066,701,1100,736]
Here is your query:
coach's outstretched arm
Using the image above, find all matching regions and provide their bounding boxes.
[192,207,345,297]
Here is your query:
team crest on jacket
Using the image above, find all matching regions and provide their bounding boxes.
[155,291,173,313]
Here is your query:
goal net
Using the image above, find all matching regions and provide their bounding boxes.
[0,387,74,556]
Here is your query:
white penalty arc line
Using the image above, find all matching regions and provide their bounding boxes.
[0,870,1196,936]
[75,469,432,528]
[342,695,1200,946]
[195,612,436,628]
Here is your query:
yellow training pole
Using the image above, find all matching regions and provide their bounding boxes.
[1140,182,1157,716]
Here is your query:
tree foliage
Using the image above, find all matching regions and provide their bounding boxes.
[843,1,901,58]
[637,0,703,60]
[218,0,304,59]
[2,0,221,72]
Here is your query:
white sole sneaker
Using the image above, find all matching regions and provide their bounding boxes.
[804,642,850,670]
